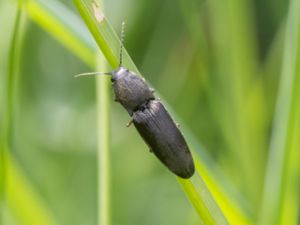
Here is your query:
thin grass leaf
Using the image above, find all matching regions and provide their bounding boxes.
[93,2,111,225]
[22,0,252,224]
[96,52,111,225]
[23,0,96,68]
[5,153,58,225]
[259,0,300,224]
[0,3,57,225]
[179,174,230,225]
[192,157,253,225]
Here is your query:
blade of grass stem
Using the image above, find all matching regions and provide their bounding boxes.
[178,174,229,225]
[94,2,111,225]
[0,3,57,225]
[5,153,57,225]
[22,0,96,68]
[0,2,23,223]
[259,0,300,224]
[96,52,111,225]
[192,156,253,225]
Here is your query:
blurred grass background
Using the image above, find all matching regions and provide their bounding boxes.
[0,0,299,225]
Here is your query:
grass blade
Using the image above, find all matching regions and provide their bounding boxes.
[23,0,96,68]
[0,3,57,225]
[5,153,57,225]
[179,174,229,225]
[93,2,111,225]
[96,52,111,225]
[259,0,300,224]
[192,156,253,225]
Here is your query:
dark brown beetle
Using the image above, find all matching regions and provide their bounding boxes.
[76,23,195,178]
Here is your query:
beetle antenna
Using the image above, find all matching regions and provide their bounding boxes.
[119,21,125,67]
[74,72,112,78]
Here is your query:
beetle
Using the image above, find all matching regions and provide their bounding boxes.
[76,22,195,179]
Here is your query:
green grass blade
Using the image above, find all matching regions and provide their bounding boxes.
[0,2,23,223]
[96,53,111,225]
[0,3,57,225]
[93,2,111,225]
[192,156,253,225]
[23,0,96,68]
[178,175,229,225]
[5,153,58,225]
[259,0,300,224]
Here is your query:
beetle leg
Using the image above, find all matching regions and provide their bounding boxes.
[126,119,133,127]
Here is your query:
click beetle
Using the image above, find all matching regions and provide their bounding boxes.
[76,22,195,179]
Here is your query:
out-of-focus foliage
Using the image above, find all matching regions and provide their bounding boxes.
[0,0,299,225]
